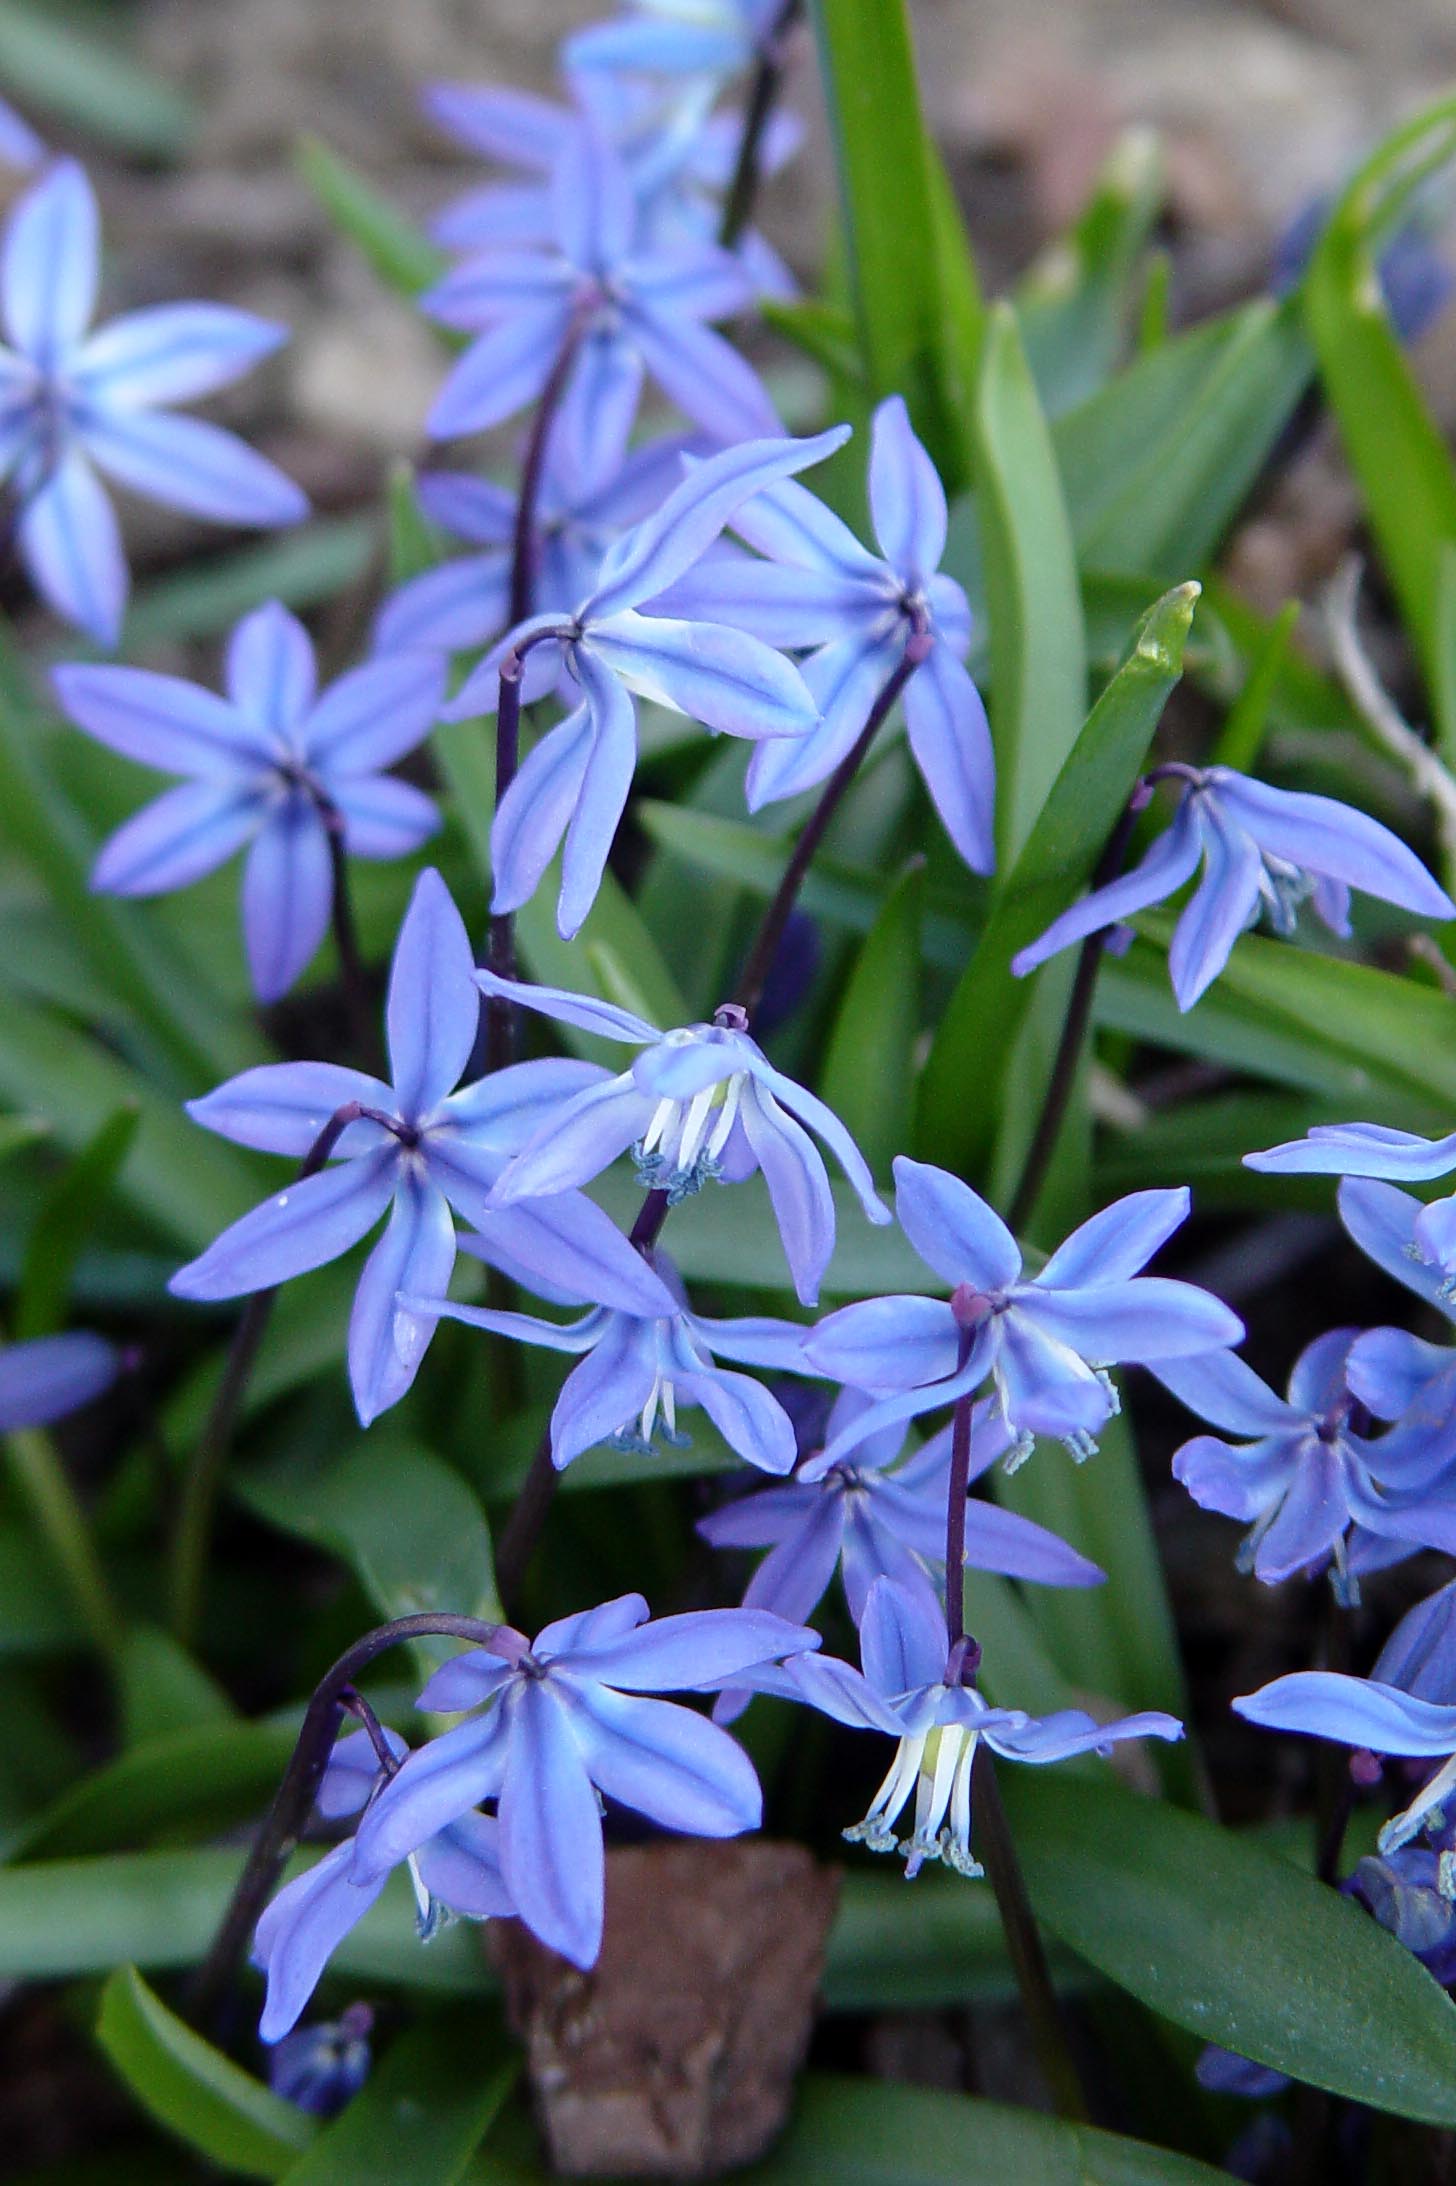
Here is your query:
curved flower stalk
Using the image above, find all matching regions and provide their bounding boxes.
[0,1330,122,1429]
[804,1160,1242,1470]
[423,123,777,449]
[349,1594,819,1968]
[170,869,670,1423]
[1234,1671,1456,1862]
[373,433,702,670]
[472,974,889,1305]
[656,393,995,873]
[0,159,306,642]
[57,602,444,1003]
[1011,764,1455,1011]
[761,1573,1180,1878]
[254,1726,512,2042]
[402,1252,806,1474]
[448,426,845,938]
[1153,1333,1456,1601]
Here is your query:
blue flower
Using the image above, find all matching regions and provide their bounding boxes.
[170,869,672,1424]
[447,427,843,937]
[655,394,995,873]
[1331,1178,1456,1454]
[565,0,784,86]
[56,602,444,1003]
[0,160,306,642]
[0,1330,121,1429]
[1245,1124,1456,1286]
[349,1594,819,1968]
[402,1252,806,1473]
[767,1572,1180,1878]
[1233,1669,1456,1863]
[470,974,889,1305]
[0,98,41,172]
[1153,1332,1456,1600]
[423,123,778,448]
[804,1160,1242,1469]
[1012,764,1455,1010]
[266,2002,374,2118]
[254,1726,512,2042]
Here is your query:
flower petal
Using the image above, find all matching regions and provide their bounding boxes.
[739,1079,836,1306]
[674,1358,799,1473]
[225,600,316,732]
[745,629,903,809]
[386,868,479,1120]
[625,298,780,442]
[892,1155,1020,1291]
[469,969,658,1047]
[903,644,995,874]
[488,698,594,918]
[331,774,440,860]
[747,1058,889,1226]
[1339,1179,1448,1309]
[867,395,947,582]
[1023,1277,1242,1365]
[1036,1188,1191,1291]
[19,449,127,644]
[562,1681,761,1835]
[1010,799,1204,979]
[1245,1122,1456,1182]
[1233,1671,1456,1756]
[4,159,96,364]
[860,1570,948,1697]
[241,798,333,1002]
[82,408,308,527]
[585,611,816,740]
[1210,770,1456,920]
[0,1331,119,1431]
[373,550,512,656]
[92,780,261,897]
[53,661,271,779]
[76,303,286,408]
[1149,1348,1296,1436]
[499,1680,605,1968]
[551,1316,659,1466]
[803,1295,959,1393]
[168,1151,396,1300]
[306,652,445,775]
[572,1604,816,1690]
[415,1811,514,1919]
[185,1062,395,1157]
[254,1844,386,2044]
[348,1171,457,1425]
[424,303,567,439]
[484,1076,655,1201]
[559,652,638,937]
[353,1710,510,1877]
[1167,803,1264,1010]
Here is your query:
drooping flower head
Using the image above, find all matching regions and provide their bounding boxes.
[471,973,890,1305]
[1234,1669,1456,1865]
[171,869,670,1423]
[1012,764,1454,1011]
[0,159,306,641]
[804,1160,1242,1470]
[349,1594,820,1968]
[57,602,444,1002]
[1245,1122,1456,1288]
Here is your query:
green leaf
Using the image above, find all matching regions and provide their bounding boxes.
[296,133,447,301]
[1017,128,1165,415]
[918,584,1198,1173]
[760,297,864,383]
[96,1966,315,2180]
[0,1519,79,1658]
[0,1113,47,1164]
[279,2015,515,2186]
[4,1717,299,1860]
[739,2075,1227,2184]
[823,1870,1076,2010]
[0,1,193,158]
[820,858,923,1174]
[16,1104,138,1339]
[118,1626,235,1750]
[1003,1768,1456,2124]
[387,462,446,584]
[973,302,1087,866]
[1209,598,1299,773]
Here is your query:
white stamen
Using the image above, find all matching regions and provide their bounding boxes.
[1378,1749,1456,1858]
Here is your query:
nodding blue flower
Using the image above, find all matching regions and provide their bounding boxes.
[372,432,704,675]
[699,1386,1104,1723]
[804,1160,1242,1470]
[422,122,778,450]
[267,2002,374,2118]
[402,1250,806,1474]
[1246,1124,1456,1287]
[565,0,787,88]
[170,869,672,1425]
[1153,1333,1456,1604]
[446,427,844,938]
[1233,1669,1456,1865]
[756,1573,1180,1879]
[469,973,890,1306]
[254,1726,513,2043]
[0,159,306,643]
[1330,1178,1456,1467]
[654,394,995,875]
[1011,764,1455,1011]
[0,1330,122,1430]
[348,1594,820,1970]
[55,602,444,1004]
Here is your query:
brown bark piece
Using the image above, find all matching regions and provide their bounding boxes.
[490,1838,840,2179]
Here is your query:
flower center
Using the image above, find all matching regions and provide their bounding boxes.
[843,1716,985,1879]
[634,1071,747,1202]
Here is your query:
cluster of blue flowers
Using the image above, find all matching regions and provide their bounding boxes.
[11,0,1456,2090]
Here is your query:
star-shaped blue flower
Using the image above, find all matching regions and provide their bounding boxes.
[170,869,672,1424]
[56,601,444,1002]
[0,159,306,641]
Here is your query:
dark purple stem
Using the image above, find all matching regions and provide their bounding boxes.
[316,795,374,1066]
[189,1610,511,2028]
[943,1320,981,1652]
[718,0,802,250]
[508,311,590,629]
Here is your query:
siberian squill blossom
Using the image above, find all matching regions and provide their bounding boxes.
[565,0,785,87]
[349,1594,820,1968]
[804,1160,1242,1471]
[423,123,777,449]
[1233,1671,1456,1864]
[1153,1334,1456,1601]
[471,973,890,1305]
[1245,1122,1456,1285]
[0,1330,122,1430]
[170,869,670,1424]
[1330,1178,1456,1466]
[762,1572,1180,1879]
[402,1252,804,1473]
[655,394,995,874]
[254,1726,512,2042]
[0,160,306,643]
[1011,764,1455,1010]
[267,2003,374,2117]
[447,427,842,938]
[56,602,444,1003]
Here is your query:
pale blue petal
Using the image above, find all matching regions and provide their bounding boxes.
[625,299,779,442]
[565,16,751,75]
[1252,1443,1348,1580]
[92,780,261,896]
[675,1358,798,1472]
[997,1315,1111,1438]
[1172,1432,1293,1522]
[562,1681,761,1835]
[738,1079,835,1306]
[649,557,884,648]
[1148,1348,1296,1436]
[76,304,286,408]
[53,661,271,778]
[430,182,553,253]
[306,652,445,775]
[386,868,479,1119]
[500,1680,604,1968]
[554,331,644,493]
[780,1651,902,1732]
[698,1484,820,1551]
[534,1594,650,1662]
[254,1844,386,2044]
[0,1331,119,1430]
[421,248,572,328]
[892,1155,1020,1291]
[552,1318,660,1466]
[1233,1672,1456,1756]
[1024,1277,1242,1364]
[1210,770,1456,920]
[867,395,947,582]
[241,797,332,1001]
[422,82,569,167]
[1010,800,1204,979]
[737,1495,846,1626]
[728,471,884,583]
[1245,1122,1456,1181]
[331,775,440,860]
[349,1171,457,1424]
[489,700,594,917]
[1347,1328,1454,1420]
[747,1058,890,1225]
[559,651,639,937]
[861,1571,948,1697]
[484,1076,655,1202]
[987,1707,1182,1765]
[415,1650,517,1712]
[3,158,96,365]
[19,450,126,643]
[691,1311,816,1373]
[405,1296,602,1357]
[81,408,308,526]
[442,614,567,721]
[315,1725,406,1817]
[168,1151,396,1300]
[839,1500,933,1622]
[744,629,902,809]
[1037,1188,1191,1289]
[225,600,316,733]
[587,610,816,738]
[550,125,635,273]
[435,1055,611,1146]
[443,1191,677,1318]
[1167,805,1263,1010]
[1339,1179,1448,1308]
[186,1062,394,1157]
[628,247,754,323]
[903,644,995,874]
[807,1343,993,1470]
[414,1812,514,1919]
[802,1295,958,1393]
[470,968,658,1046]
[962,1499,1106,1587]
[573,1603,814,1689]
[353,1711,509,1877]
[1287,1328,1359,1415]
[424,303,569,439]
[374,552,512,657]
[415,471,516,544]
